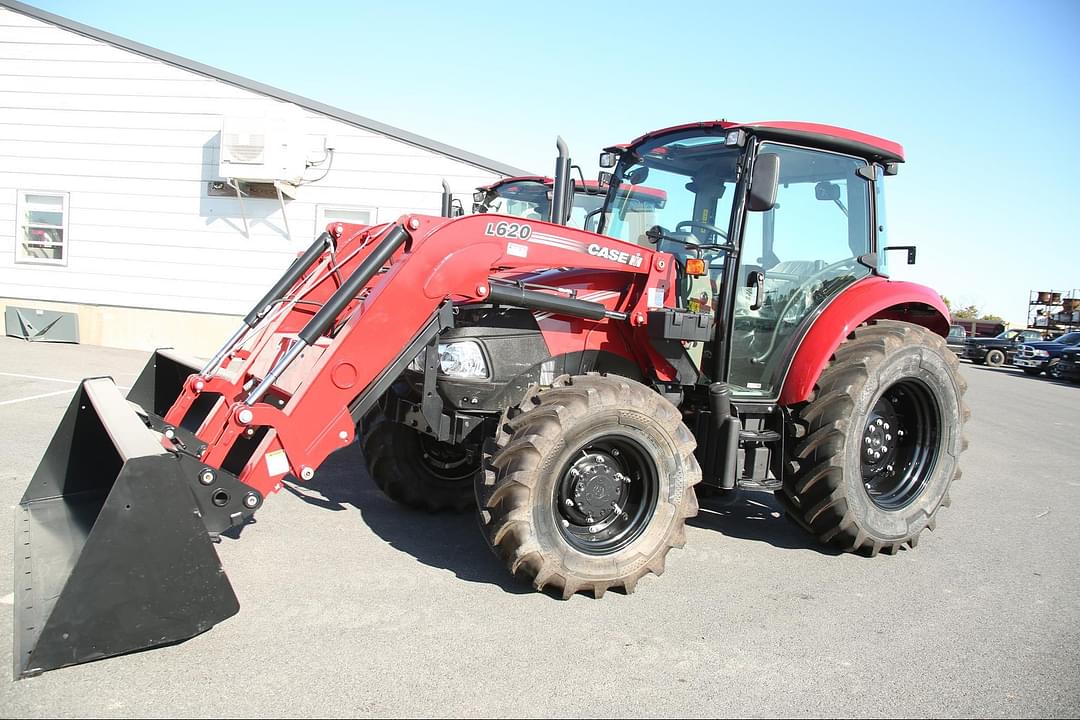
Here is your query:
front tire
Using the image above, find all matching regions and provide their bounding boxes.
[985,348,1006,367]
[363,420,479,512]
[779,321,968,555]
[478,375,700,598]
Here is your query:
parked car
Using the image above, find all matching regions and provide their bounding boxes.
[1012,331,1080,377]
[946,325,967,355]
[1057,345,1080,382]
[963,328,1047,367]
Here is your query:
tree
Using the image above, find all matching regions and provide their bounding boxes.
[949,302,1003,322]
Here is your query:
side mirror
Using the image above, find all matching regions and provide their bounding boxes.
[884,245,917,264]
[747,152,779,212]
[627,166,649,185]
[815,182,841,202]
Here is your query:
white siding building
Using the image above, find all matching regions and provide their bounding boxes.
[0,1,529,353]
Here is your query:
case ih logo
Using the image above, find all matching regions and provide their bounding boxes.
[588,243,644,268]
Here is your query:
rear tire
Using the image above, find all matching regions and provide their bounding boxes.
[478,375,699,598]
[985,348,1005,367]
[363,419,478,513]
[779,321,968,555]
[1048,359,1065,380]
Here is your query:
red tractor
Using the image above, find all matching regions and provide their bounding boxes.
[15,120,966,679]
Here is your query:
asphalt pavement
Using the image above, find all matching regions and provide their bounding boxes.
[0,336,1077,718]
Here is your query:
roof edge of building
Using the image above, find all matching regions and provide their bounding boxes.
[1,0,533,177]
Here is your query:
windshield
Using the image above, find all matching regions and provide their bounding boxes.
[1057,331,1080,344]
[479,181,667,231]
[600,131,741,249]
[478,180,550,219]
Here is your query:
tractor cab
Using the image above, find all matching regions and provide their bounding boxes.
[597,122,904,399]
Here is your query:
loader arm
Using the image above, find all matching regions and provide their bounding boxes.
[164,214,678,499]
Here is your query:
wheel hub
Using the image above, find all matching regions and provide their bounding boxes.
[861,405,901,477]
[554,437,658,555]
[569,453,626,522]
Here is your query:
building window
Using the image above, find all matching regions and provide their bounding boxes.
[16,191,68,265]
[316,205,376,233]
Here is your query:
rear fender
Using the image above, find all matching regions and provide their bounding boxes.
[779,277,950,406]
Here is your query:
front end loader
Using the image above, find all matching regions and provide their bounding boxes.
[15,119,967,679]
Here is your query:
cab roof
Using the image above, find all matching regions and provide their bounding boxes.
[614,120,905,164]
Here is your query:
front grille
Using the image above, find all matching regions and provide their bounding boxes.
[1017,345,1037,359]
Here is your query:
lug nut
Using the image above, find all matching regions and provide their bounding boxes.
[611,448,620,457]
[198,468,215,485]
[869,426,877,433]
[885,434,892,442]
[873,451,881,460]
[883,422,891,431]
[564,498,574,507]
[243,493,259,508]
[595,455,605,463]
[866,447,873,456]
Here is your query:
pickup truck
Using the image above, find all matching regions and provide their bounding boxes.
[963,328,1047,367]
[1012,331,1080,377]
[946,325,967,355]
[1057,346,1080,382]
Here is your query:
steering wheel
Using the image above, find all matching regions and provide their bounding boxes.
[749,257,861,365]
[676,220,729,242]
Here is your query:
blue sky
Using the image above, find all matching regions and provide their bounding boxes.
[24,0,1080,326]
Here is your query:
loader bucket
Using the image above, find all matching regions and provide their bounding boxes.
[14,377,239,679]
[125,348,202,420]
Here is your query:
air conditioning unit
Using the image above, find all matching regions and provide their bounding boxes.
[219,115,307,184]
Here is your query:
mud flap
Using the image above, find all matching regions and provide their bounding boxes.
[14,378,239,679]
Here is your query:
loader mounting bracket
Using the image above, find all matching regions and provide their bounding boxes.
[348,301,455,425]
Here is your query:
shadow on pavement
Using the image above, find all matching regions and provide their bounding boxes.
[690,488,842,555]
[282,439,531,595]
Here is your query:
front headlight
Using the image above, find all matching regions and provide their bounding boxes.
[438,341,489,378]
[1033,349,1050,358]
[408,341,489,379]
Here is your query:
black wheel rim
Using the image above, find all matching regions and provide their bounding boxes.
[417,435,477,483]
[860,378,942,511]
[553,433,659,555]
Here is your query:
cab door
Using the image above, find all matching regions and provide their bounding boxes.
[728,143,874,398]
